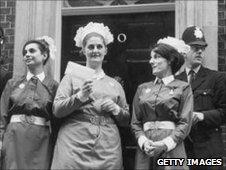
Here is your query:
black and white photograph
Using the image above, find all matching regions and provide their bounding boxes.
[0,0,226,169]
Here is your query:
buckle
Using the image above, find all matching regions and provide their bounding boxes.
[90,116,99,125]
[19,115,35,124]
[89,116,107,126]
[100,117,107,126]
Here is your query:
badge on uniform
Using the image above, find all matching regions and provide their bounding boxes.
[145,88,151,93]
[169,88,174,95]
[19,83,25,89]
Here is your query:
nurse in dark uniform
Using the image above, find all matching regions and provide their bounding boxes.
[0,36,58,169]
[131,37,193,170]
[51,22,130,169]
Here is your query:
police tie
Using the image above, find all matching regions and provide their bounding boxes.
[189,69,196,84]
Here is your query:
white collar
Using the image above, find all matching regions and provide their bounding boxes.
[185,65,201,75]
[26,71,45,82]
[93,69,105,80]
[154,75,174,85]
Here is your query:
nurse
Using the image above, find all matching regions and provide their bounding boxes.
[0,36,58,169]
[131,37,193,170]
[51,22,130,169]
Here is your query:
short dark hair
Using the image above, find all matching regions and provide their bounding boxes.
[152,43,184,74]
[22,39,50,65]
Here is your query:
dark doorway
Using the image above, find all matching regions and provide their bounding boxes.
[61,11,174,170]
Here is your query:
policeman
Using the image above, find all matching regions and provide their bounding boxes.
[176,26,226,170]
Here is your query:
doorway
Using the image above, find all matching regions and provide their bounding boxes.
[61,11,174,169]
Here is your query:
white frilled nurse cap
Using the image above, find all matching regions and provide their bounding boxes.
[74,22,114,48]
[36,35,56,60]
[157,36,190,54]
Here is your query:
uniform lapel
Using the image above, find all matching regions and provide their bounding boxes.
[175,71,188,82]
[41,75,55,98]
[191,66,206,91]
[42,75,50,87]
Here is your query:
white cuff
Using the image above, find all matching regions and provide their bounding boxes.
[138,135,148,150]
[162,136,177,152]
[112,104,121,115]
[77,91,88,102]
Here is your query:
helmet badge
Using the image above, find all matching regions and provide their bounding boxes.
[194,27,203,39]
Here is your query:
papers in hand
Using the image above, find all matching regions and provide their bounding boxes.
[65,61,95,80]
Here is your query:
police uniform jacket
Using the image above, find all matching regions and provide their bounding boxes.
[176,66,226,157]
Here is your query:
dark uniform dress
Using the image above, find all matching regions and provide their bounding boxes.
[176,66,226,170]
[0,67,12,97]
[51,72,129,170]
[131,76,193,170]
[0,73,58,169]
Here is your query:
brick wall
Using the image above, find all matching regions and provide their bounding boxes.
[0,0,15,71]
[218,0,226,71]
[218,0,226,166]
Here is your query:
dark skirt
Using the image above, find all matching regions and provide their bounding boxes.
[51,119,123,170]
[135,129,188,170]
[1,122,52,170]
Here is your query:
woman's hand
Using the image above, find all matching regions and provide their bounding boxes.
[143,140,167,157]
[151,141,167,157]
[78,80,93,101]
[0,140,2,158]
[101,98,120,115]
[143,140,155,156]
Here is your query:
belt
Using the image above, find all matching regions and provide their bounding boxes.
[74,114,115,126]
[10,114,49,126]
[143,121,175,131]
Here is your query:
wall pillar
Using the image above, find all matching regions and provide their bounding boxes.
[13,0,62,81]
[175,0,218,70]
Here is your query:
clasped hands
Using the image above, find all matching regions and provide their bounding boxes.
[143,140,167,157]
[79,80,120,115]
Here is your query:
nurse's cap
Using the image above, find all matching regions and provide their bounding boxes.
[74,22,114,48]
[182,26,208,47]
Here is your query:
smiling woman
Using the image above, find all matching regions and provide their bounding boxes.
[23,43,48,67]
[22,39,51,67]
[149,51,171,79]
[131,37,193,170]
[0,37,59,169]
[51,22,130,169]
[82,35,107,69]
